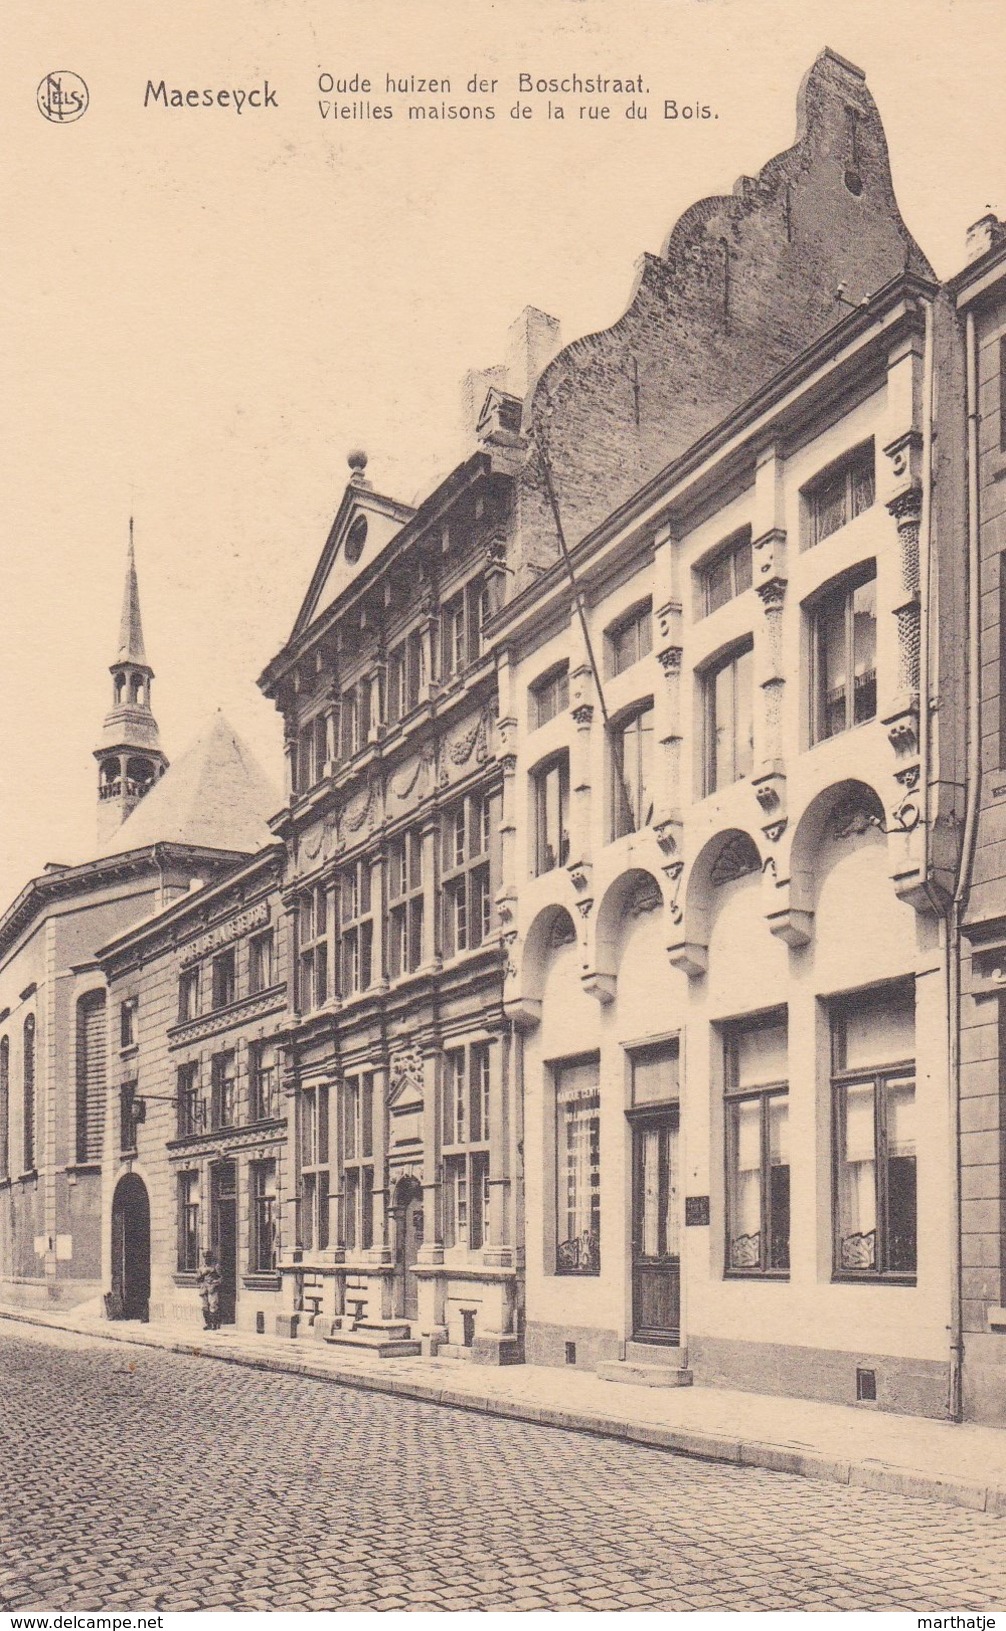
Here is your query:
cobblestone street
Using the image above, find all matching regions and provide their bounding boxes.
[2,1323,1006,1612]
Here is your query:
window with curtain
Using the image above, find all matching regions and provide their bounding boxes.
[832,985,916,1279]
[555,1058,601,1275]
[724,1014,789,1276]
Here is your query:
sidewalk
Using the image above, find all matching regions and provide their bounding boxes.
[4,1299,1006,1518]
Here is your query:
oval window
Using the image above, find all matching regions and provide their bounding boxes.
[345,514,368,563]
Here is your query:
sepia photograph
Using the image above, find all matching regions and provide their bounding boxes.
[3,0,1006,1615]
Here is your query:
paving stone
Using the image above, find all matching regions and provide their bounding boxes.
[2,1322,1006,1612]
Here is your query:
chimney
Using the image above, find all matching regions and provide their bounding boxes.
[966,214,1006,265]
[506,306,563,399]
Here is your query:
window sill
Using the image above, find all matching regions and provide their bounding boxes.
[831,1272,917,1287]
[64,1162,102,1177]
[173,1272,200,1287]
[17,1169,38,1184]
[724,1270,790,1282]
[243,1272,281,1291]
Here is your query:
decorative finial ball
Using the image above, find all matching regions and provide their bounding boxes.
[348,449,368,473]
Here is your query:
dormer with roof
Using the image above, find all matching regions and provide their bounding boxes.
[94,530,169,845]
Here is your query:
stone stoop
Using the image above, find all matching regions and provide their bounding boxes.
[321,1317,421,1359]
[596,1340,693,1388]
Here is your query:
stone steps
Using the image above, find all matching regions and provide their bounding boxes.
[324,1319,421,1358]
[597,1340,693,1388]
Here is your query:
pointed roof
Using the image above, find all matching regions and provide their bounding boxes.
[289,460,415,643]
[116,528,148,667]
[97,712,281,859]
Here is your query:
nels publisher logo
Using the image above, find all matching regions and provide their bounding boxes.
[37,71,89,123]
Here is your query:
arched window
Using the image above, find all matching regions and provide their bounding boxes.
[114,674,125,704]
[76,991,107,1165]
[0,1036,9,1181]
[23,1015,35,1173]
[129,673,142,704]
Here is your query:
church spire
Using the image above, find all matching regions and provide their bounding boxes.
[116,518,147,665]
[94,525,168,847]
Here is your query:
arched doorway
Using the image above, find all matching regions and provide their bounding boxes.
[110,1173,150,1321]
[392,1175,424,1322]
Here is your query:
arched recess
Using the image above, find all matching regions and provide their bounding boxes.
[504,903,577,1031]
[109,1172,150,1321]
[767,778,887,947]
[667,828,761,978]
[585,867,665,1004]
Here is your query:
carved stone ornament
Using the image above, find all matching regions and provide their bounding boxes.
[567,861,591,893]
[887,719,918,756]
[886,484,922,524]
[829,787,886,840]
[388,1045,424,1101]
[894,763,920,791]
[571,704,594,728]
[663,858,684,924]
[575,898,594,920]
[657,646,683,674]
[449,711,490,768]
[628,877,663,916]
[890,798,920,833]
[762,818,787,844]
[548,910,577,948]
[709,833,761,887]
[754,782,780,814]
[756,578,787,609]
[653,818,680,855]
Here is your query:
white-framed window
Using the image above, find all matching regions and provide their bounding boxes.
[831,984,916,1281]
[606,601,653,678]
[704,641,754,794]
[300,1083,330,1252]
[723,1013,789,1276]
[698,528,753,616]
[178,966,200,1023]
[441,590,467,681]
[387,828,424,978]
[337,862,373,995]
[804,442,875,548]
[811,565,877,742]
[177,1170,200,1272]
[611,703,655,838]
[441,791,496,958]
[442,1043,491,1251]
[210,1050,236,1130]
[554,1056,600,1276]
[250,1039,280,1121]
[176,1061,202,1137]
[119,996,138,1050]
[211,948,236,1011]
[531,753,570,875]
[249,929,275,995]
[530,663,570,730]
[250,1160,278,1272]
[298,884,330,1012]
[341,1071,374,1253]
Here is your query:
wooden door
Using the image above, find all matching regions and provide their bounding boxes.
[631,1114,681,1343]
[212,1162,237,1326]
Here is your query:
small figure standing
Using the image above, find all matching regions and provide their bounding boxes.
[197,1248,222,1331]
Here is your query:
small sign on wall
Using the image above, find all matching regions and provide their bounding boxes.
[685,1195,710,1227]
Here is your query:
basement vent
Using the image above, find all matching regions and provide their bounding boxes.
[856,1366,877,1402]
[256,1311,265,1335]
[565,1342,577,1366]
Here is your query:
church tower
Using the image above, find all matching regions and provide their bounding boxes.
[94,527,169,846]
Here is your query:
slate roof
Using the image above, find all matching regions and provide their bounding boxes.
[97,712,280,858]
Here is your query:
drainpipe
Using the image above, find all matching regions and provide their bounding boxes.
[947,308,982,1422]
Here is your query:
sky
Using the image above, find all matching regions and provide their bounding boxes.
[2,0,1004,907]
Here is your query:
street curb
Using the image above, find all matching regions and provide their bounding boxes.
[3,1306,1004,1517]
